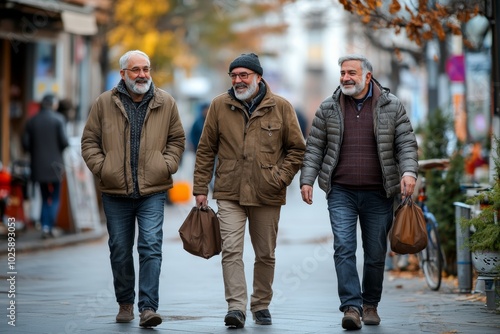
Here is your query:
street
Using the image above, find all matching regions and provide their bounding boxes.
[1,174,500,333]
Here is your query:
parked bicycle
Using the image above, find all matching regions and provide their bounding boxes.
[414,159,449,291]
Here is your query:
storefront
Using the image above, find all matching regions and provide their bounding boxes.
[0,0,107,167]
[0,0,109,233]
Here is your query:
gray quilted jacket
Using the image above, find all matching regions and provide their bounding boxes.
[299,78,418,198]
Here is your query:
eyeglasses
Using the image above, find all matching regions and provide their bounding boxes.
[122,67,152,74]
[228,72,256,80]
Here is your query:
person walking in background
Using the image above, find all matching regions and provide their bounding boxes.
[81,50,185,328]
[300,54,418,330]
[294,107,309,139]
[22,94,69,239]
[189,102,210,152]
[193,53,305,329]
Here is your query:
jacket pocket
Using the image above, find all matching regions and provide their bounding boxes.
[100,151,125,189]
[259,121,282,153]
[258,163,284,194]
[215,159,238,191]
[143,150,170,187]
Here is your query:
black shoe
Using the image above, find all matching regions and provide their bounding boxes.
[224,310,245,328]
[253,309,272,325]
[41,230,53,239]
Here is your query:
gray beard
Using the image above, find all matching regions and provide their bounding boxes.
[234,78,258,101]
[126,77,152,95]
[341,81,365,96]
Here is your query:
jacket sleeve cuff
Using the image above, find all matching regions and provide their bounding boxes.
[403,172,417,179]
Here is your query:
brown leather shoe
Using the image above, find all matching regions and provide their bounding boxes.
[342,306,362,330]
[362,304,381,325]
[116,304,134,323]
[139,309,162,327]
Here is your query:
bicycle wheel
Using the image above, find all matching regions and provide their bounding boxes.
[422,221,442,290]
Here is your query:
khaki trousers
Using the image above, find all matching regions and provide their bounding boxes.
[217,200,281,315]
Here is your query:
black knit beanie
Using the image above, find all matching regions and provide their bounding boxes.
[229,53,263,76]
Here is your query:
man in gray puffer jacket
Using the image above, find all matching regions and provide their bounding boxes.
[300,54,418,330]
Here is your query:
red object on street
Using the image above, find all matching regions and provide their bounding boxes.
[4,181,26,224]
[0,168,11,199]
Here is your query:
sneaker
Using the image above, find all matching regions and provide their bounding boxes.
[362,304,380,325]
[224,310,245,328]
[253,309,272,325]
[342,306,362,330]
[41,229,53,239]
[139,309,162,328]
[116,304,134,323]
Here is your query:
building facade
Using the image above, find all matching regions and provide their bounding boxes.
[0,0,110,167]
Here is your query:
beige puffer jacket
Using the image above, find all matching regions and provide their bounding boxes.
[81,86,185,196]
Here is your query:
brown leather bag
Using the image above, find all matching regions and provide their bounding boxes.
[179,206,222,259]
[389,196,428,254]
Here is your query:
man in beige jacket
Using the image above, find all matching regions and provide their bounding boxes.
[81,50,185,328]
[193,53,305,328]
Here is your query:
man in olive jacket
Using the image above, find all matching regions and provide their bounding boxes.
[81,50,185,328]
[193,53,305,328]
[300,54,418,330]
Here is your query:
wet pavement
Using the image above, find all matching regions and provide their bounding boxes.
[0,180,499,333]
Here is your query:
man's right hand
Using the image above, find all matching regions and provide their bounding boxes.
[300,185,313,205]
[195,194,208,208]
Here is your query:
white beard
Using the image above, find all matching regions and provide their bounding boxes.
[234,76,258,101]
[125,76,152,95]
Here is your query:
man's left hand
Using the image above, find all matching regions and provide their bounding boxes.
[401,175,416,199]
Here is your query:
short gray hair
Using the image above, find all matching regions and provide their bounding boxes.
[119,50,150,69]
[338,54,373,76]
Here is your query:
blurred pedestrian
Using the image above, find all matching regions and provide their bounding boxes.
[81,50,185,328]
[22,93,68,239]
[300,54,418,330]
[193,53,305,328]
[57,98,76,136]
[56,98,71,121]
[294,107,309,138]
[189,102,210,152]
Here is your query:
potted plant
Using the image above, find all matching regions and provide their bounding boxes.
[461,136,500,277]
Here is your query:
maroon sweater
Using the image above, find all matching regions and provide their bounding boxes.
[331,88,384,191]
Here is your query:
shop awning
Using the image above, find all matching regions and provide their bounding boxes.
[7,0,98,35]
[61,11,97,35]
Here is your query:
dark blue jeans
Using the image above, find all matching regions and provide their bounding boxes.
[39,182,61,232]
[102,192,165,312]
[327,184,394,315]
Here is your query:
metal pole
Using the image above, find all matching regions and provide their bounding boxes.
[454,202,472,293]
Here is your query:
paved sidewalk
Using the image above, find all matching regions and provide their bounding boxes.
[1,183,499,333]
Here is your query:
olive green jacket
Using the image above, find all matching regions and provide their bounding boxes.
[193,81,305,206]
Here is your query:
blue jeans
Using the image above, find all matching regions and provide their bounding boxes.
[102,192,165,312]
[327,184,394,314]
[39,182,61,232]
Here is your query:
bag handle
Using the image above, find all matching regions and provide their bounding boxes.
[198,205,213,212]
[400,195,414,207]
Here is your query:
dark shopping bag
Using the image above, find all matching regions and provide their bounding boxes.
[389,196,428,255]
[179,206,222,259]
